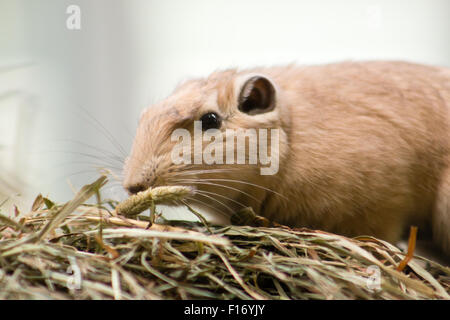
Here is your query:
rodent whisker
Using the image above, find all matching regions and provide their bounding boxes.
[52,138,126,165]
[194,192,235,214]
[170,178,261,204]
[51,161,123,172]
[50,164,123,185]
[183,196,231,219]
[76,105,129,158]
[170,168,241,177]
[187,177,288,201]
[195,189,248,209]
[42,150,123,169]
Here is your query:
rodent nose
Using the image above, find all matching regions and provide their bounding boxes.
[127,184,148,195]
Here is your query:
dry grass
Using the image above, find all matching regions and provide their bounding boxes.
[0,176,449,300]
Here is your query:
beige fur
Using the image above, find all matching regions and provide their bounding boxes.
[123,61,450,256]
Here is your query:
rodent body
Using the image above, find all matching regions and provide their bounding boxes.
[123,61,450,256]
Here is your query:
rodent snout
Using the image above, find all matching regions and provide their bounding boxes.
[123,157,162,195]
[125,183,148,195]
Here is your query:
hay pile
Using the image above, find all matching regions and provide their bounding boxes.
[0,176,449,300]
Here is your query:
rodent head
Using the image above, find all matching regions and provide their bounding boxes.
[123,69,289,216]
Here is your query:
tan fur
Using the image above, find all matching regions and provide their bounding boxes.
[123,61,450,256]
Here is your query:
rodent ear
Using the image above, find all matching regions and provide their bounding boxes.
[238,76,276,115]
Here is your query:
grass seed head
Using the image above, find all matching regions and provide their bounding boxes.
[115,186,195,216]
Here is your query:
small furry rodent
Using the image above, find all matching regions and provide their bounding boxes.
[123,61,450,257]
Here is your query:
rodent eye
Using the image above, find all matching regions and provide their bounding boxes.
[200,112,221,131]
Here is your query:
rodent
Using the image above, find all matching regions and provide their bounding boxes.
[123,61,450,257]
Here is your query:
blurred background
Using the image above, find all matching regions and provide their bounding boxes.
[1,0,450,216]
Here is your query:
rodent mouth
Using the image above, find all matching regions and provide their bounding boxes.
[126,184,147,195]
